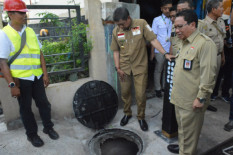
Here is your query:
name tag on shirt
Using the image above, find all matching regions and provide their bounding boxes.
[132,26,141,36]
[183,59,192,70]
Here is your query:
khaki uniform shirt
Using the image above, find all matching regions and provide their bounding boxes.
[170,24,181,56]
[170,30,217,110]
[198,16,226,54]
[111,19,157,75]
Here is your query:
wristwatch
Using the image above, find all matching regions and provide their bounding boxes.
[164,52,168,57]
[198,98,206,104]
[8,82,16,88]
[115,67,118,71]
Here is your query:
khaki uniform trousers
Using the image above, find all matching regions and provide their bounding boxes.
[175,105,206,155]
[120,73,147,120]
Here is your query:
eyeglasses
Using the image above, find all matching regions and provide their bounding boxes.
[174,24,188,30]
[15,12,26,15]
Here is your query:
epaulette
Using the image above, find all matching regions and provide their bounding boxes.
[199,33,212,41]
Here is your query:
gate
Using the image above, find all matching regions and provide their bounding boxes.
[27,5,89,82]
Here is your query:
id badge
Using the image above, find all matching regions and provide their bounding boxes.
[183,59,192,70]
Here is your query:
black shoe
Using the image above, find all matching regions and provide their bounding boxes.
[155,90,162,98]
[207,105,217,112]
[224,120,233,131]
[27,135,44,147]
[138,119,148,131]
[120,115,132,126]
[0,108,3,115]
[43,128,59,140]
[167,144,179,154]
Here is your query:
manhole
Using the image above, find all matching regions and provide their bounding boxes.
[89,128,143,155]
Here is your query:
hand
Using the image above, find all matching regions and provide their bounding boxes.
[11,87,20,98]
[117,69,126,82]
[43,74,50,88]
[192,98,204,110]
[165,54,175,61]
[221,55,225,66]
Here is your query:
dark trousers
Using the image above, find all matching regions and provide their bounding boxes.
[212,46,233,97]
[229,71,233,120]
[17,76,54,137]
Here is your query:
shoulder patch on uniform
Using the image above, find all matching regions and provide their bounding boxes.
[199,33,211,40]
[146,25,152,31]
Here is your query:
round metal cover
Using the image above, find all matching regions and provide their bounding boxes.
[73,80,118,129]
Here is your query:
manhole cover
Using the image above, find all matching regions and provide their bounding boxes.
[73,80,118,129]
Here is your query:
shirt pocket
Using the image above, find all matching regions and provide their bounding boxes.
[182,50,197,70]
[158,25,167,30]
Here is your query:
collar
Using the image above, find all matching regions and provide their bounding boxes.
[8,22,26,34]
[162,14,169,19]
[129,18,134,29]
[184,29,199,43]
[206,15,217,24]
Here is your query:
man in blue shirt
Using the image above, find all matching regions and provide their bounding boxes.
[151,0,172,97]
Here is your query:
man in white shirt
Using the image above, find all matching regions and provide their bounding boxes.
[0,0,59,147]
[151,0,173,97]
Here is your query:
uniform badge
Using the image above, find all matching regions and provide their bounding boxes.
[183,59,192,70]
[146,24,152,31]
[132,26,141,35]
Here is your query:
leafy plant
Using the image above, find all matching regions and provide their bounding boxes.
[36,12,64,27]
[40,14,92,84]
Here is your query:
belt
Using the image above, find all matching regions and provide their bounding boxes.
[217,53,222,56]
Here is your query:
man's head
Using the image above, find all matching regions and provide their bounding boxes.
[4,0,28,25]
[174,10,198,40]
[113,7,131,30]
[7,11,27,25]
[169,5,177,24]
[177,0,193,12]
[161,0,173,17]
[207,0,223,18]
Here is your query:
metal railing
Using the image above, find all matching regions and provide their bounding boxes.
[27,5,88,77]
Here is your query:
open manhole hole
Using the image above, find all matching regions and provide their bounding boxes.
[89,128,143,155]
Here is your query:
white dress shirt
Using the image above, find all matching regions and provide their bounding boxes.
[152,14,172,53]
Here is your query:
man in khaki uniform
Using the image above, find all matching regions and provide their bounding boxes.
[167,10,217,155]
[169,6,178,55]
[111,7,174,131]
[199,0,226,101]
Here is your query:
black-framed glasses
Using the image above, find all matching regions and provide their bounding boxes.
[174,24,188,30]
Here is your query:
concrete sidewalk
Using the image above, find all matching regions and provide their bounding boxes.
[0,96,232,155]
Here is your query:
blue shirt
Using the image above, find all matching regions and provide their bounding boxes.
[152,14,172,53]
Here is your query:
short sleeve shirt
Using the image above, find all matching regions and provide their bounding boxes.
[111,19,157,75]
[0,24,42,81]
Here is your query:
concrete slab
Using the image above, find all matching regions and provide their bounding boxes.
[0,96,232,155]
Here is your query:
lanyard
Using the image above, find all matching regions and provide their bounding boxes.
[161,15,171,37]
